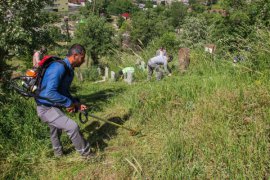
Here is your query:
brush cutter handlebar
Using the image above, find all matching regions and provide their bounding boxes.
[78,110,89,124]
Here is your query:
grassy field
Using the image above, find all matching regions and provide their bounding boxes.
[1,49,270,179]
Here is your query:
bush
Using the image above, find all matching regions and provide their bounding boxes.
[0,92,50,179]
[77,66,101,82]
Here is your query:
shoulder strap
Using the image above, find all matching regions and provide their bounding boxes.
[55,60,71,76]
[36,59,71,94]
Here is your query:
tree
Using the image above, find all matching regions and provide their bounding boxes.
[131,9,173,47]
[250,0,270,27]
[158,32,179,52]
[0,0,52,63]
[73,14,115,65]
[107,0,139,15]
[166,2,187,28]
[222,0,247,10]
[80,0,110,17]
[178,16,208,48]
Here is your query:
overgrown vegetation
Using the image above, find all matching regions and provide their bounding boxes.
[1,0,270,179]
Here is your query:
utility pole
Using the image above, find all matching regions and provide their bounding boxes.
[64,16,70,42]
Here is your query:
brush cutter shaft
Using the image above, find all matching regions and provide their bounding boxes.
[78,110,137,133]
[89,114,136,132]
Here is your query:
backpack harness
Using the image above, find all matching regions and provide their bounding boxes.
[10,56,70,99]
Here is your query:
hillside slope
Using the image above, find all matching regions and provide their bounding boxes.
[39,52,270,179]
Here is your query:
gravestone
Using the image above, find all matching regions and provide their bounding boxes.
[140,61,146,71]
[111,71,116,81]
[75,71,83,82]
[204,44,216,54]
[126,71,133,84]
[97,67,101,76]
[122,32,131,49]
[79,72,83,81]
[178,48,190,72]
[105,67,109,79]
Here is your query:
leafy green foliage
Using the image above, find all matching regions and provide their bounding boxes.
[131,9,173,47]
[80,66,101,81]
[178,16,208,48]
[156,32,180,52]
[117,16,125,29]
[48,26,67,42]
[73,14,115,65]
[107,0,139,15]
[166,2,188,28]
[80,0,110,17]
[0,93,50,179]
[0,0,53,62]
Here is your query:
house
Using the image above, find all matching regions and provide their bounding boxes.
[138,3,146,9]
[155,0,189,5]
[121,13,130,20]
[69,0,86,6]
[45,0,86,12]
[45,0,68,12]
[209,9,228,17]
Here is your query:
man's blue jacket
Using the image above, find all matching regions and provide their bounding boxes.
[36,58,76,107]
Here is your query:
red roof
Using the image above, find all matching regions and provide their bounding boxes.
[121,13,130,18]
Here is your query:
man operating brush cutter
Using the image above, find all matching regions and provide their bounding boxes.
[35,44,92,158]
[10,44,93,158]
[10,44,139,159]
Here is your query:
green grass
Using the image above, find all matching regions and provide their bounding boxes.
[1,49,270,179]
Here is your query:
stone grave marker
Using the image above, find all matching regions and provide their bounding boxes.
[111,71,116,81]
[105,67,109,79]
[178,48,190,72]
[204,44,216,54]
[126,71,133,84]
[97,67,101,76]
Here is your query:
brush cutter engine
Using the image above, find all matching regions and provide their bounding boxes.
[10,68,39,97]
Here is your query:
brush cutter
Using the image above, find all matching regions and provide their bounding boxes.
[78,110,139,136]
[9,77,140,136]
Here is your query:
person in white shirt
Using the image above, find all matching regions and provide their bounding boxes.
[156,47,167,56]
[147,54,173,80]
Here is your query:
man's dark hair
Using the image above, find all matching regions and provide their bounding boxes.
[118,70,123,76]
[67,44,85,57]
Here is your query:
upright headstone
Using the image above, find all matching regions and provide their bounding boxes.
[79,72,83,82]
[126,71,133,84]
[97,67,101,76]
[178,48,190,72]
[140,61,146,71]
[204,44,216,54]
[122,32,131,49]
[75,70,83,82]
[105,67,109,79]
[111,71,116,81]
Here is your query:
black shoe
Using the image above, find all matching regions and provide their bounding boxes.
[54,151,63,157]
[82,152,95,160]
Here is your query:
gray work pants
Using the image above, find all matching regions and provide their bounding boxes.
[37,105,90,156]
[147,64,163,80]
